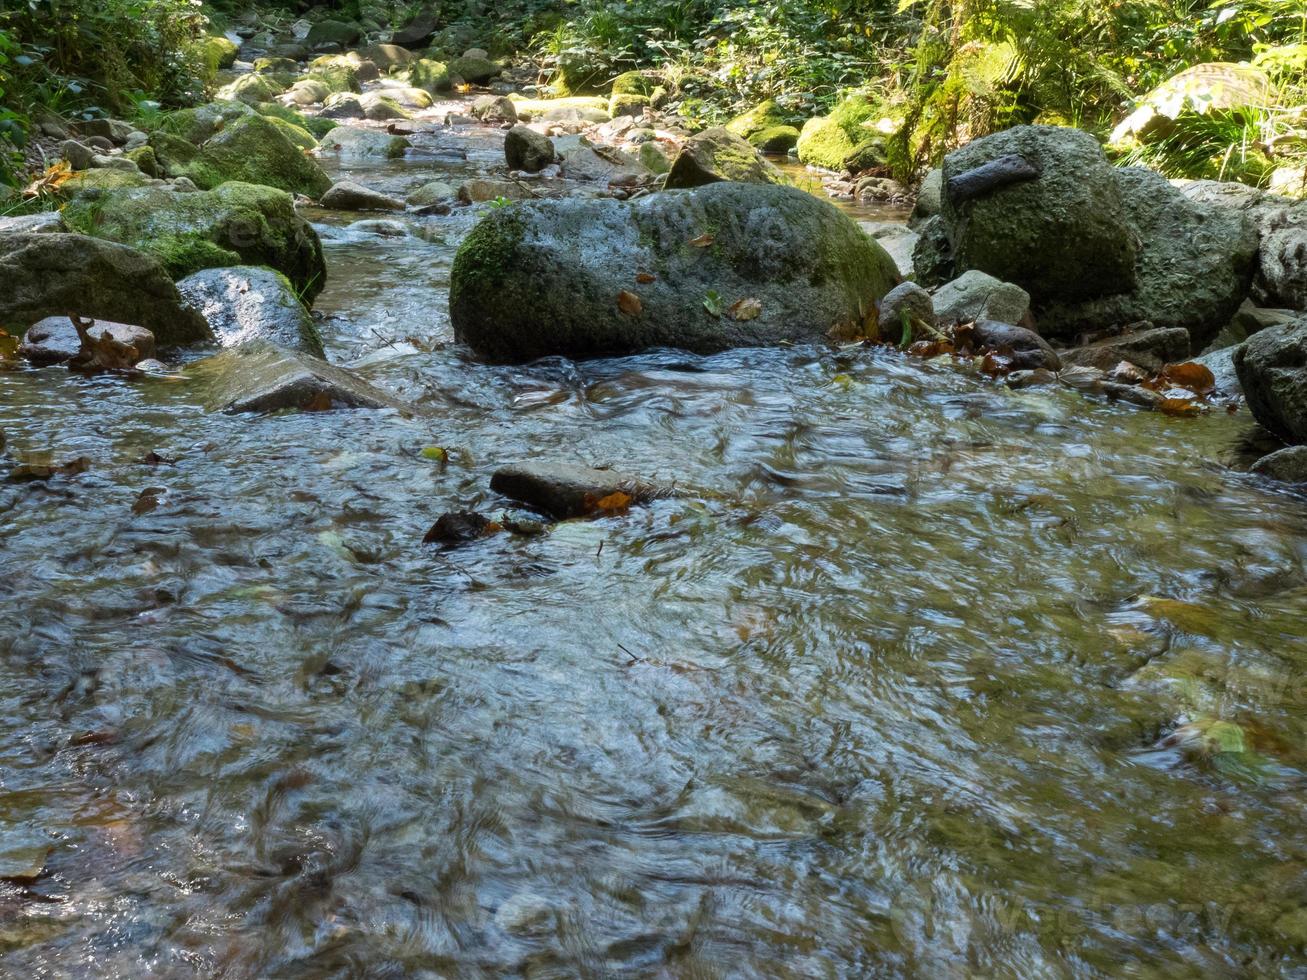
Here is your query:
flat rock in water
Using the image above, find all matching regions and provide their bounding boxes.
[320,180,405,211]
[19,317,156,366]
[490,463,668,519]
[188,341,412,414]
[176,266,324,357]
[1059,327,1191,374]
[316,127,409,159]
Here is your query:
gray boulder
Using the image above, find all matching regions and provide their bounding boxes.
[315,126,409,159]
[0,233,210,345]
[188,341,410,413]
[320,180,405,211]
[938,126,1136,304]
[490,462,669,519]
[450,182,901,361]
[1254,221,1307,311]
[176,266,323,357]
[877,282,934,337]
[1251,445,1307,483]
[908,168,942,229]
[505,126,554,173]
[1234,318,1307,442]
[931,270,1030,326]
[471,95,517,124]
[1035,167,1258,347]
[665,127,784,190]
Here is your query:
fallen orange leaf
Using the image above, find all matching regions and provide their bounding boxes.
[617,291,643,316]
[594,491,632,512]
[688,233,714,248]
[727,297,763,321]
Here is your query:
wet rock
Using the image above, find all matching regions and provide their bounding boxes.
[451,182,901,361]
[19,317,156,366]
[1101,381,1165,409]
[877,282,934,337]
[188,341,411,413]
[910,215,953,290]
[1035,167,1258,347]
[938,125,1136,304]
[176,266,323,357]
[315,126,409,159]
[1194,345,1242,397]
[504,125,554,172]
[932,270,1030,327]
[471,95,517,125]
[406,181,456,207]
[1235,318,1307,442]
[0,233,211,345]
[969,319,1060,371]
[457,179,532,204]
[422,511,497,546]
[1251,445,1307,483]
[490,462,667,519]
[320,180,405,211]
[1059,326,1191,374]
[664,127,784,189]
[1006,368,1058,389]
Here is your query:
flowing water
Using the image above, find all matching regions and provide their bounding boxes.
[3,109,1307,979]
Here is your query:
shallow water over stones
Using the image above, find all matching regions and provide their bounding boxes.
[3,109,1307,977]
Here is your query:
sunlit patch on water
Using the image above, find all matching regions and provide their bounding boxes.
[2,115,1307,977]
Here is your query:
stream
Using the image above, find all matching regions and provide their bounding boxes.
[3,101,1307,977]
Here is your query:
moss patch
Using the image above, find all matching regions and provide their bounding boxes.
[183,114,331,197]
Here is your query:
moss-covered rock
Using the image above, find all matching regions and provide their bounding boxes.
[216,73,288,105]
[58,168,154,195]
[125,145,160,178]
[796,97,885,171]
[405,59,452,94]
[665,127,785,189]
[252,56,299,74]
[146,131,199,178]
[265,116,318,150]
[255,102,337,139]
[448,56,500,85]
[307,58,363,95]
[63,182,327,300]
[200,36,239,73]
[361,43,415,72]
[726,100,800,152]
[159,101,255,144]
[607,71,663,116]
[315,126,409,160]
[285,79,332,106]
[183,114,332,197]
[450,182,900,361]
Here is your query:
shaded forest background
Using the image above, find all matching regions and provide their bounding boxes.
[1,0,1305,188]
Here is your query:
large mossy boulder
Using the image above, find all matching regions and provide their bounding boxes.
[177,265,324,356]
[0,233,211,345]
[63,182,327,301]
[405,58,452,94]
[1234,317,1307,443]
[938,125,1136,306]
[1034,167,1257,346]
[183,114,332,197]
[216,72,287,105]
[201,35,239,72]
[726,100,801,153]
[608,71,663,117]
[664,128,785,189]
[796,98,885,172]
[449,182,901,361]
[158,100,254,144]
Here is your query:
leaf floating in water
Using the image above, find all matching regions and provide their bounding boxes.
[1161,361,1216,395]
[702,290,723,317]
[617,290,643,316]
[420,446,448,462]
[635,272,656,284]
[132,487,167,516]
[688,233,715,248]
[727,298,763,321]
[593,491,632,513]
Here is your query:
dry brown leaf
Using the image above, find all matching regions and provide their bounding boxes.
[1161,361,1216,395]
[1158,397,1203,417]
[303,391,334,412]
[727,297,763,321]
[22,160,74,198]
[594,491,632,512]
[635,272,656,284]
[688,233,715,248]
[617,290,643,316]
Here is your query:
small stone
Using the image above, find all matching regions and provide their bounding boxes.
[969,319,1060,371]
[877,282,934,338]
[456,179,532,204]
[490,462,668,520]
[406,181,456,207]
[422,511,496,546]
[60,139,94,170]
[471,95,517,125]
[504,125,554,173]
[320,180,405,211]
[932,270,1031,327]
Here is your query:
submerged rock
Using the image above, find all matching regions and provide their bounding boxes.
[664,127,784,189]
[188,341,410,413]
[490,462,668,519]
[1235,318,1307,443]
[0,233,210,345]
[450,183,901,361]
[63,182,327,301]
[176,266,323,356]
